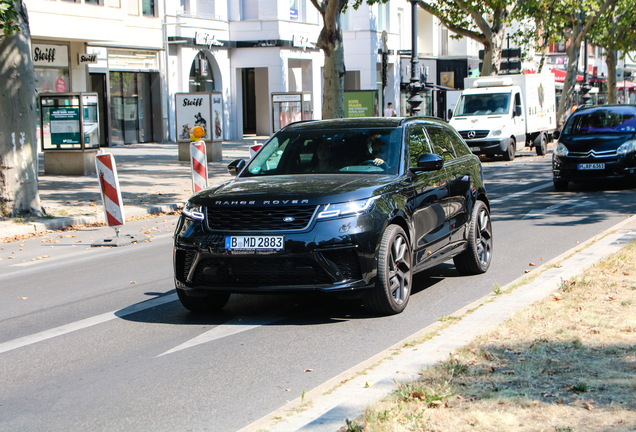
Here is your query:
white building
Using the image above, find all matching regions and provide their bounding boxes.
[24,0,477,144]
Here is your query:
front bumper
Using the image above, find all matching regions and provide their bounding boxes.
[552,153,636,182]
[464,138,509,155]
[173,213,385,294]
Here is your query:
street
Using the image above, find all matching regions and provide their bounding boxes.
[1,151,635,432]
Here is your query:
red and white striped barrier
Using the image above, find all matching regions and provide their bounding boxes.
[190,140,208,193]
[95,153,125,228]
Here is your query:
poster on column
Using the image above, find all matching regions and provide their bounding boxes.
[211,92,223,141]
[175,93,212,142]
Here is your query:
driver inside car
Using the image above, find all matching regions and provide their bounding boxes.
[366,133,390,169]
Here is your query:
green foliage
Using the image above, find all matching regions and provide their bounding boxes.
[588,0,636,55]
[1,0,20,36]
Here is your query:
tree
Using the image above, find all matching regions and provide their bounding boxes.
[417,0,518,76]
[309,0,387,119]
[587,0,636,103]
[520,0,618,127]
[0,0,42,217]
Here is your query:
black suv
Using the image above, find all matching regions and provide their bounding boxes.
[174,117,492,315]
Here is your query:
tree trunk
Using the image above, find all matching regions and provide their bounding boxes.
[316,0,346,119]
[480,31,505,76]
[556,26,583,129]
[0,0,42,217]
[605,50,617,104]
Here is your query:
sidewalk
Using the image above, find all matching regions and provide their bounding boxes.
[0,138,268,240]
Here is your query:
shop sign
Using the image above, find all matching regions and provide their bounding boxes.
[175,93,212,142]
[344,91,378,118]
[33,44,69,68]
[78,53,99,65]
[292,35,316,51]
[195,32,224,48]
[55,77,67,92]
[272,94,302,102]
[50,108,80,145]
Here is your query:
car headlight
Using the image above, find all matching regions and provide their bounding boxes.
[617,139,636,156]
[490,128,503,137]
[182,202,204,221]
[555,142,569,157]
[317,197,380,219]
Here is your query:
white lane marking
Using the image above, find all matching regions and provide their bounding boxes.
[489,182,554,205]
[0,294,177,355]
[522,198,596,219]
[158,309,289,357]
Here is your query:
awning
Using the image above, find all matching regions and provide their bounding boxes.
[617,80,635,90]
[551,68,584,83]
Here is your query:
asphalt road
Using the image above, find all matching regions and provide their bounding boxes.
[1,151,635,431]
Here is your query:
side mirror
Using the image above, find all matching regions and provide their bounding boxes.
[410,153,444,173]
[515,106,522,117]
[227,159,246,176]
[552,130,561,140]
[447,109,453,120]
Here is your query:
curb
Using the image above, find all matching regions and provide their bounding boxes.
[240,214,636,432]
[0,202,183,240]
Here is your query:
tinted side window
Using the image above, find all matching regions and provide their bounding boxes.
[445,129,472,158]
[515,93,522,114]
[425,126,456,162]
[407,125,432,167]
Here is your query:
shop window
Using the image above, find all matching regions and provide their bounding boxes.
[189,52,215,92]
[109,71,153,144]
[142,0,155,16]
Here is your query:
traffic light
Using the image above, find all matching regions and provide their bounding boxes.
[579,84,592,104]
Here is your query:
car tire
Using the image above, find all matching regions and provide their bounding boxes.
[176,288,231,313]
[535,133,547,156]
[553,179,568,191]
[503,138,516,161]
[365,225,412,315]
[453,201,493,275]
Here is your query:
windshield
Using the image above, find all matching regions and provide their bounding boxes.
[455,93,511,116]
[242,127,402,177]
[564,108,636,135]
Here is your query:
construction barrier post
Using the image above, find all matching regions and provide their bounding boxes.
[95,153,125,236]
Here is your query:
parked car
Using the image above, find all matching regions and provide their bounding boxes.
[173,117,492,315]
[553,105,636,191]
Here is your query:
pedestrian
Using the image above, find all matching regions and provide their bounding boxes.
[384,102,396,117]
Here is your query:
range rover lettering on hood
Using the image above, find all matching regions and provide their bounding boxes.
[214,199,310,205]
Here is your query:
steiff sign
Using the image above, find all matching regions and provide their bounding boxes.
[175,93,212,142]
[78,53,98,65]
[32,44,69,68]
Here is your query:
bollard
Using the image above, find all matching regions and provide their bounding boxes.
[190,126,208,193]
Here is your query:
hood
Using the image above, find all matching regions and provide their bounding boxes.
[559,133,635,153]
[189,174,397,206]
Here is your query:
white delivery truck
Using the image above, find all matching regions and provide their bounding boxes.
[449,74,556,160]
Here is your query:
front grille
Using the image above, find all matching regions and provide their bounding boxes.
[190,256,333,287]
[567,149,616,159]
[459,130,490,139]
[206,206,318,231]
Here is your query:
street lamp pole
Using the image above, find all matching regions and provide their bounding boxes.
[407,0,422,116]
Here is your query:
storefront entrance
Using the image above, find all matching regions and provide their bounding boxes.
[109,71,154,144]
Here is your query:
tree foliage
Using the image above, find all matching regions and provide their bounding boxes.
[519,0,618,128]
[1,0,20,36]
[587,0,636,103]
[417,0,518,76]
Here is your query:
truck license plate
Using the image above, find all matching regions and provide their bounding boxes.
[225,236,284,250]
[577,163,605,170]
